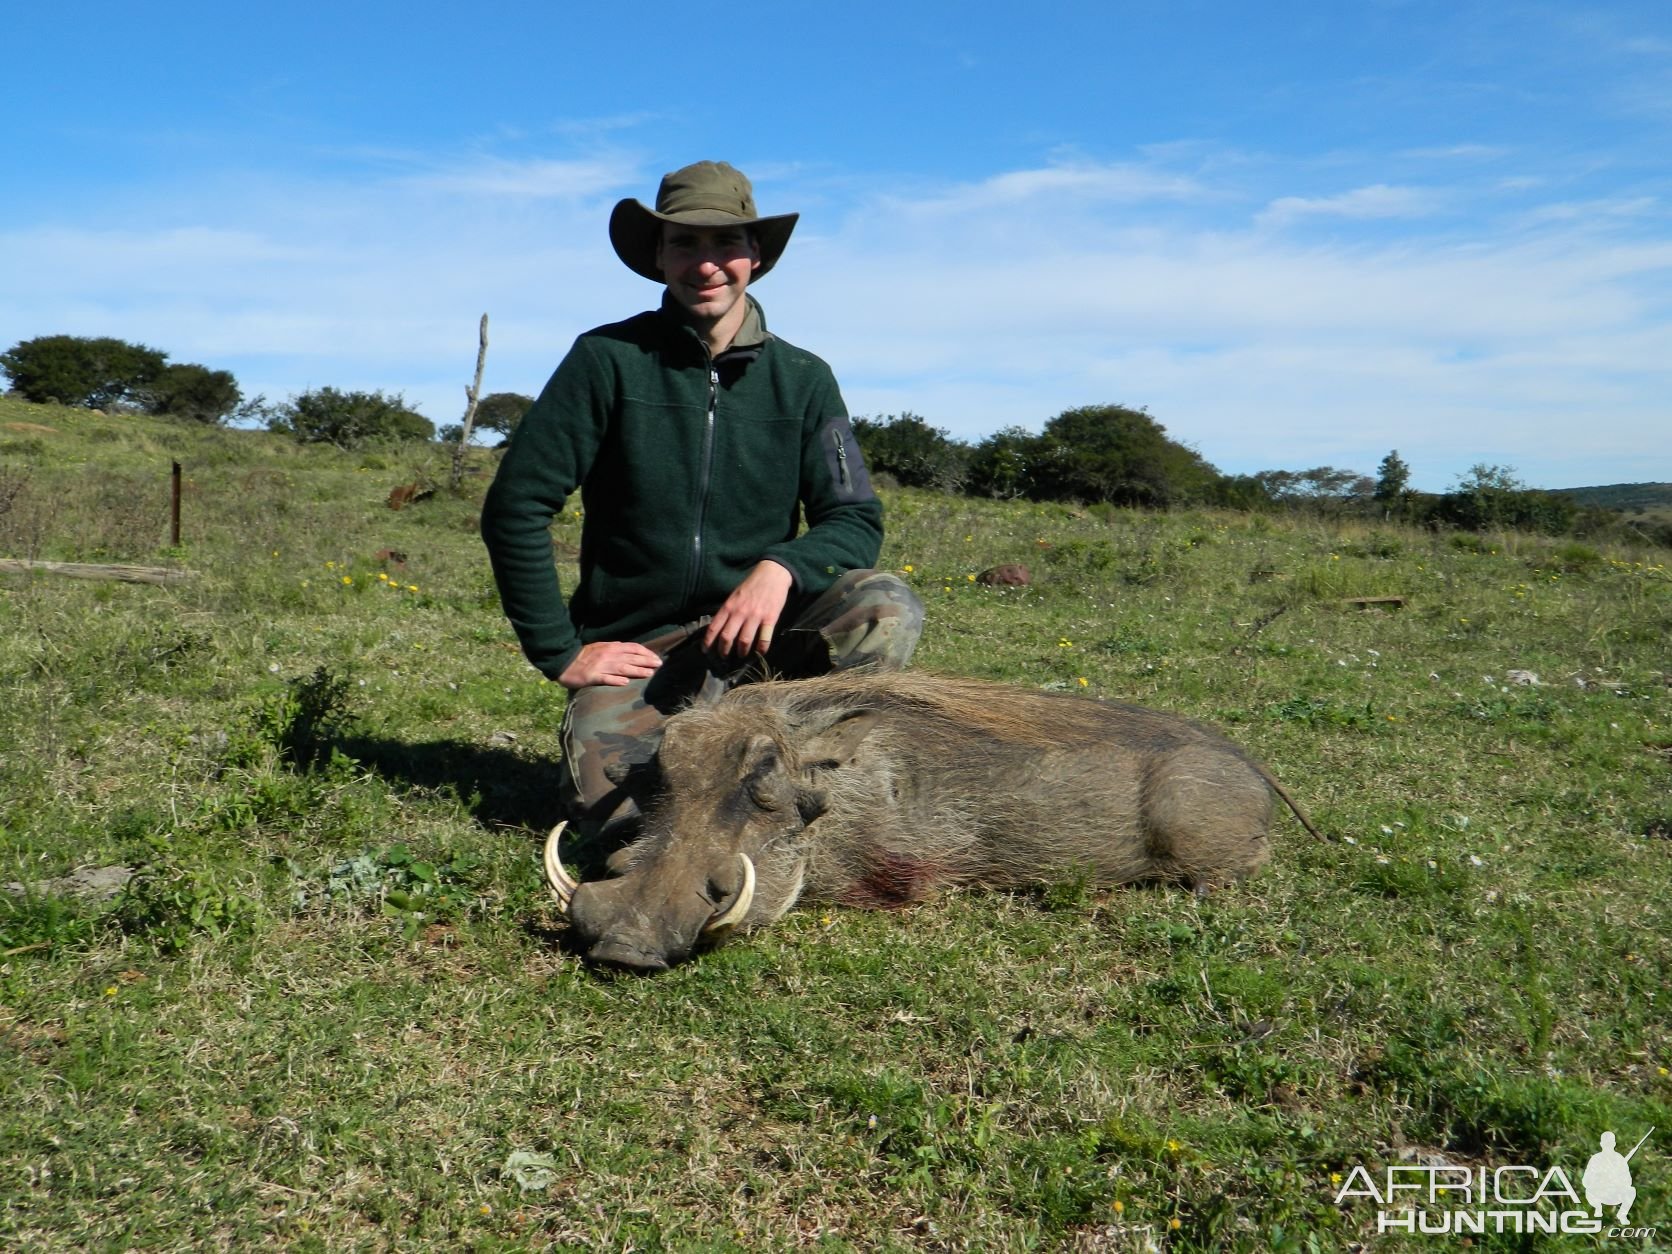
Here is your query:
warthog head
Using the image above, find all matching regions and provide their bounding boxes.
[544,699,876,972]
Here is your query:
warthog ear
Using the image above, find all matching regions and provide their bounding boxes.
[796,709,881,771]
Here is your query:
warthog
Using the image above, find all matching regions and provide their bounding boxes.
[545,671,1322,971]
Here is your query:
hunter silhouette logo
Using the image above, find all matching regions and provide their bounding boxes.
[1585,1129,1650,1226]
[1334,1126,1657,1239]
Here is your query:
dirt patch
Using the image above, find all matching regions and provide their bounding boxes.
[2,422,59,435]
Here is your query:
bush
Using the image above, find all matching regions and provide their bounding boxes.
[473,391,534,439]
[1,334,168,409]
[851,412,969,493]
[268,387,435,448]
[143,363,243,425]
[966,426,1043,499]
[1028,405,1220,507]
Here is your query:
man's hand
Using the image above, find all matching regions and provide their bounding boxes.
[704,560,794,659]
[557,640,663,690]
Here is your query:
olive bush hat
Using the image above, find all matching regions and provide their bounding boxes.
[609,160,799,282]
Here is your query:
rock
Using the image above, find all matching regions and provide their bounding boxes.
[4,865,133,901]
[977,563,1031,587]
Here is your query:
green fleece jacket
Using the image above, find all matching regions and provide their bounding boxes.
[480,296,883,680]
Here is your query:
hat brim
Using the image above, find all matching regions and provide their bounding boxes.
[609,199,798,283]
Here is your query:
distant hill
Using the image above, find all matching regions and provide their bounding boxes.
[1549,482,1672,515]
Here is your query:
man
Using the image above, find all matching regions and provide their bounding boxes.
[482,160,923,838]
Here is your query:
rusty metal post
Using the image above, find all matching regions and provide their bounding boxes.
[171,461,182,547]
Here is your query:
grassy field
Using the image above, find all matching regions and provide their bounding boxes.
[1,398,1668,1251]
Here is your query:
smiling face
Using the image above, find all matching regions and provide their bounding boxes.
[655,222,761,349]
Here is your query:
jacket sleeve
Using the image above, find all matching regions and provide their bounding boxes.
[762,373,884,593]
[479,338,609,680]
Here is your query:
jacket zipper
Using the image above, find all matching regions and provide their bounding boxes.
[832,425,852,489]
[683,360,720,611]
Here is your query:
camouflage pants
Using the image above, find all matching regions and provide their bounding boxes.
[557,569,923,837]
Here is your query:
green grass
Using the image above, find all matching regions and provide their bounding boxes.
[2,397,1669,1250]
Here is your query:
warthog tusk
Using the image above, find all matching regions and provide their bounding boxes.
[702,853,755,934]
[543,822,579,916]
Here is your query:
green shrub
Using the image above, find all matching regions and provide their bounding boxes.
[268,387,435,448]
[111,859,258,954]
[852,412,970,493]
[144,363,242,425]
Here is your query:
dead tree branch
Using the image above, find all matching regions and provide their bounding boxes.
[450,313,490,491]
[0,559,194,585]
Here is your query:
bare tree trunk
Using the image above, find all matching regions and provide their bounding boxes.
[450,313,490,491]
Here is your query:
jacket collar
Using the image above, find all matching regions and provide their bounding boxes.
[658,293,769,358]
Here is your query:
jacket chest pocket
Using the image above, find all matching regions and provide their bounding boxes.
[714,415,803,519]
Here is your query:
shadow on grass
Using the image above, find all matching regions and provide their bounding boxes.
[339,734,559,837]
[338,733,634,881]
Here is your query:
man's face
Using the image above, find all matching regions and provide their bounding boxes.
[656,223,761,327]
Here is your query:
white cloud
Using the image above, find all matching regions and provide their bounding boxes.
[882,160,1206,221]
[2,150,1667,492]
[1258,184,1439,228]
[400,154,640,200]
[1399,144,1510,161]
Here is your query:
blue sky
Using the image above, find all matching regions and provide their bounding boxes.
[4,1,1669,490]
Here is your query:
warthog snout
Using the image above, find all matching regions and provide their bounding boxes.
[547,823,755,971]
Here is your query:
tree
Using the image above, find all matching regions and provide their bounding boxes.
[269,387,435,447]
[472,391,534,439]
[1428,462,1577,534]
[850,412,970,492]
[143,363,243,425]
[1454,463,1524,494]
[1208,473,1277,511]
[1374,450,1411,503]
[966,426,1042,499]
[1029,404,1219,507]
[1,334,168,409]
